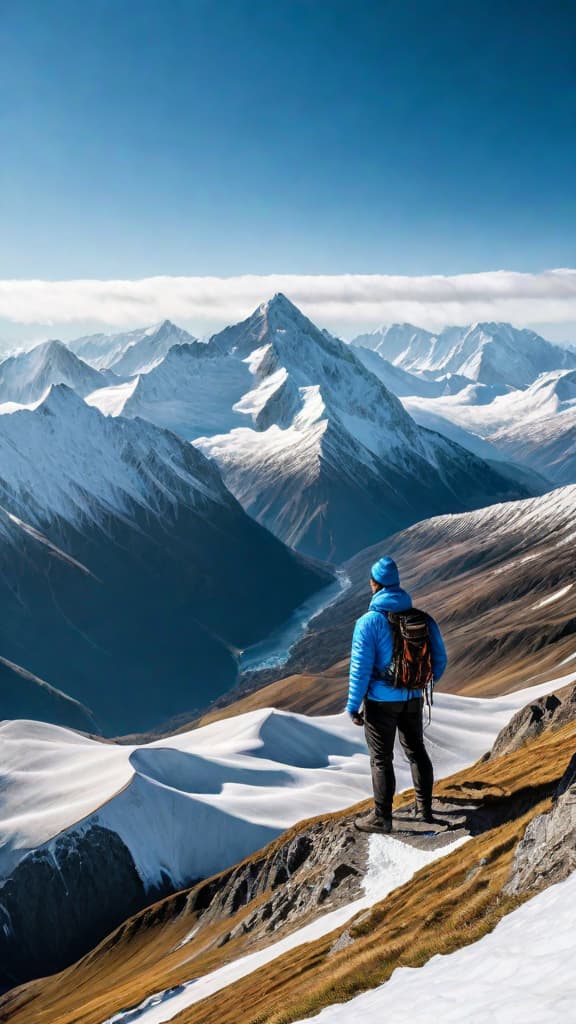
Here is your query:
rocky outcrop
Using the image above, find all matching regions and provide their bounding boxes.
[183,817,366,950]
[0,825,161,992]
[0,812,366,995]
[489,683,576,759]
[505,753,576,897]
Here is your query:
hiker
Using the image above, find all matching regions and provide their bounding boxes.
[346,556,447,834]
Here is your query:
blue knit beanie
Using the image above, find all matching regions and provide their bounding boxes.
[370,556,400,586]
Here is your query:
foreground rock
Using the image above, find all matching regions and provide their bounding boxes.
[505,752,576,897]
[489,682,576,759]
[0,825,165,992]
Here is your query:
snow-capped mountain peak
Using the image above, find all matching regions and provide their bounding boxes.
[0,339,109,405]
[68,321,197,374]
[192,299,530,558]
[0,383,234,533]
[353,321,576,388]
[85,298,533,560]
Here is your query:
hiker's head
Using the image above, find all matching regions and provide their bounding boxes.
[370,557,400,592]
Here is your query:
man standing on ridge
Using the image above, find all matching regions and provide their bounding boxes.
[346,556,447,834]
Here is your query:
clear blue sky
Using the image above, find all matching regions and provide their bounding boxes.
[1,0,575,279]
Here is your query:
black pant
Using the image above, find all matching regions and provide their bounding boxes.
[364,697,433,818]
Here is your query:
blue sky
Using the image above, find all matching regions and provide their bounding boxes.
[2,0,575,277]
[1,1,575,344]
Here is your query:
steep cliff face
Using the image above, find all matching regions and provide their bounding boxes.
[0,824,159,992]
[183,816,367,948]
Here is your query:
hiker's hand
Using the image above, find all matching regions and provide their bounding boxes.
[350,711,364,726]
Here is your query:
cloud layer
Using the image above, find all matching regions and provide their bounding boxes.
[1,269,575,335]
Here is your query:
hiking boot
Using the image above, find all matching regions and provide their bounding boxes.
[354,812,392,834]
[412,804,443,827]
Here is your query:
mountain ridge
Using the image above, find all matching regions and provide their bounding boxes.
[69,319,196,374]
[87,294,531,560]
[0,340,110,406]
[0,384,330,733]
[353,320,576,388]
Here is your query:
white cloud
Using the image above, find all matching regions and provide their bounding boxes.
[0,269,575,336]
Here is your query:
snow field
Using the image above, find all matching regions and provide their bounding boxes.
[293,868,576,1024]
[1,675,572,889]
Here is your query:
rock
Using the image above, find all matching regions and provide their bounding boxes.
[0,824,155,991]
[505,753,576,897]
[329,929,355,955]
[489,684,576,759]
[178,819,367,957]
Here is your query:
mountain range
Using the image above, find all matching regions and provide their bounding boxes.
[401,367,576,484]
[0,385,329,734]
[69,319,196,374]
[1,298,574,734]
[0,300,575,1022]
[87,295,530,561]
[353,321,576,389]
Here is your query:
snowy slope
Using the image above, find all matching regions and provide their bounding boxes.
[108,320,197,375]
[294,867,576,1024]
[353,322,576,389]
[404,368,576,481]
[0,340,109,404]
[90,294,528,561]
[88,341,255,435]
[0,677,569,889]
[350,344,472,398]
[491,408,576,485]
[0,383,232,528]
[0,386,329,733]
[353,323,436,363]
[69,320,196,373]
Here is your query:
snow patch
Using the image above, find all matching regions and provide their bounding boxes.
[532,584,573,609]
[294,867,576,1024]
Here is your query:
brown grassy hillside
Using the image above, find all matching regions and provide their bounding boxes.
[189,490,575,730]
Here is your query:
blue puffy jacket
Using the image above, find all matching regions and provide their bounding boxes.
[346,585,448,714]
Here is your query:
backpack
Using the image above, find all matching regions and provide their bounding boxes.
[380,609,434,690]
